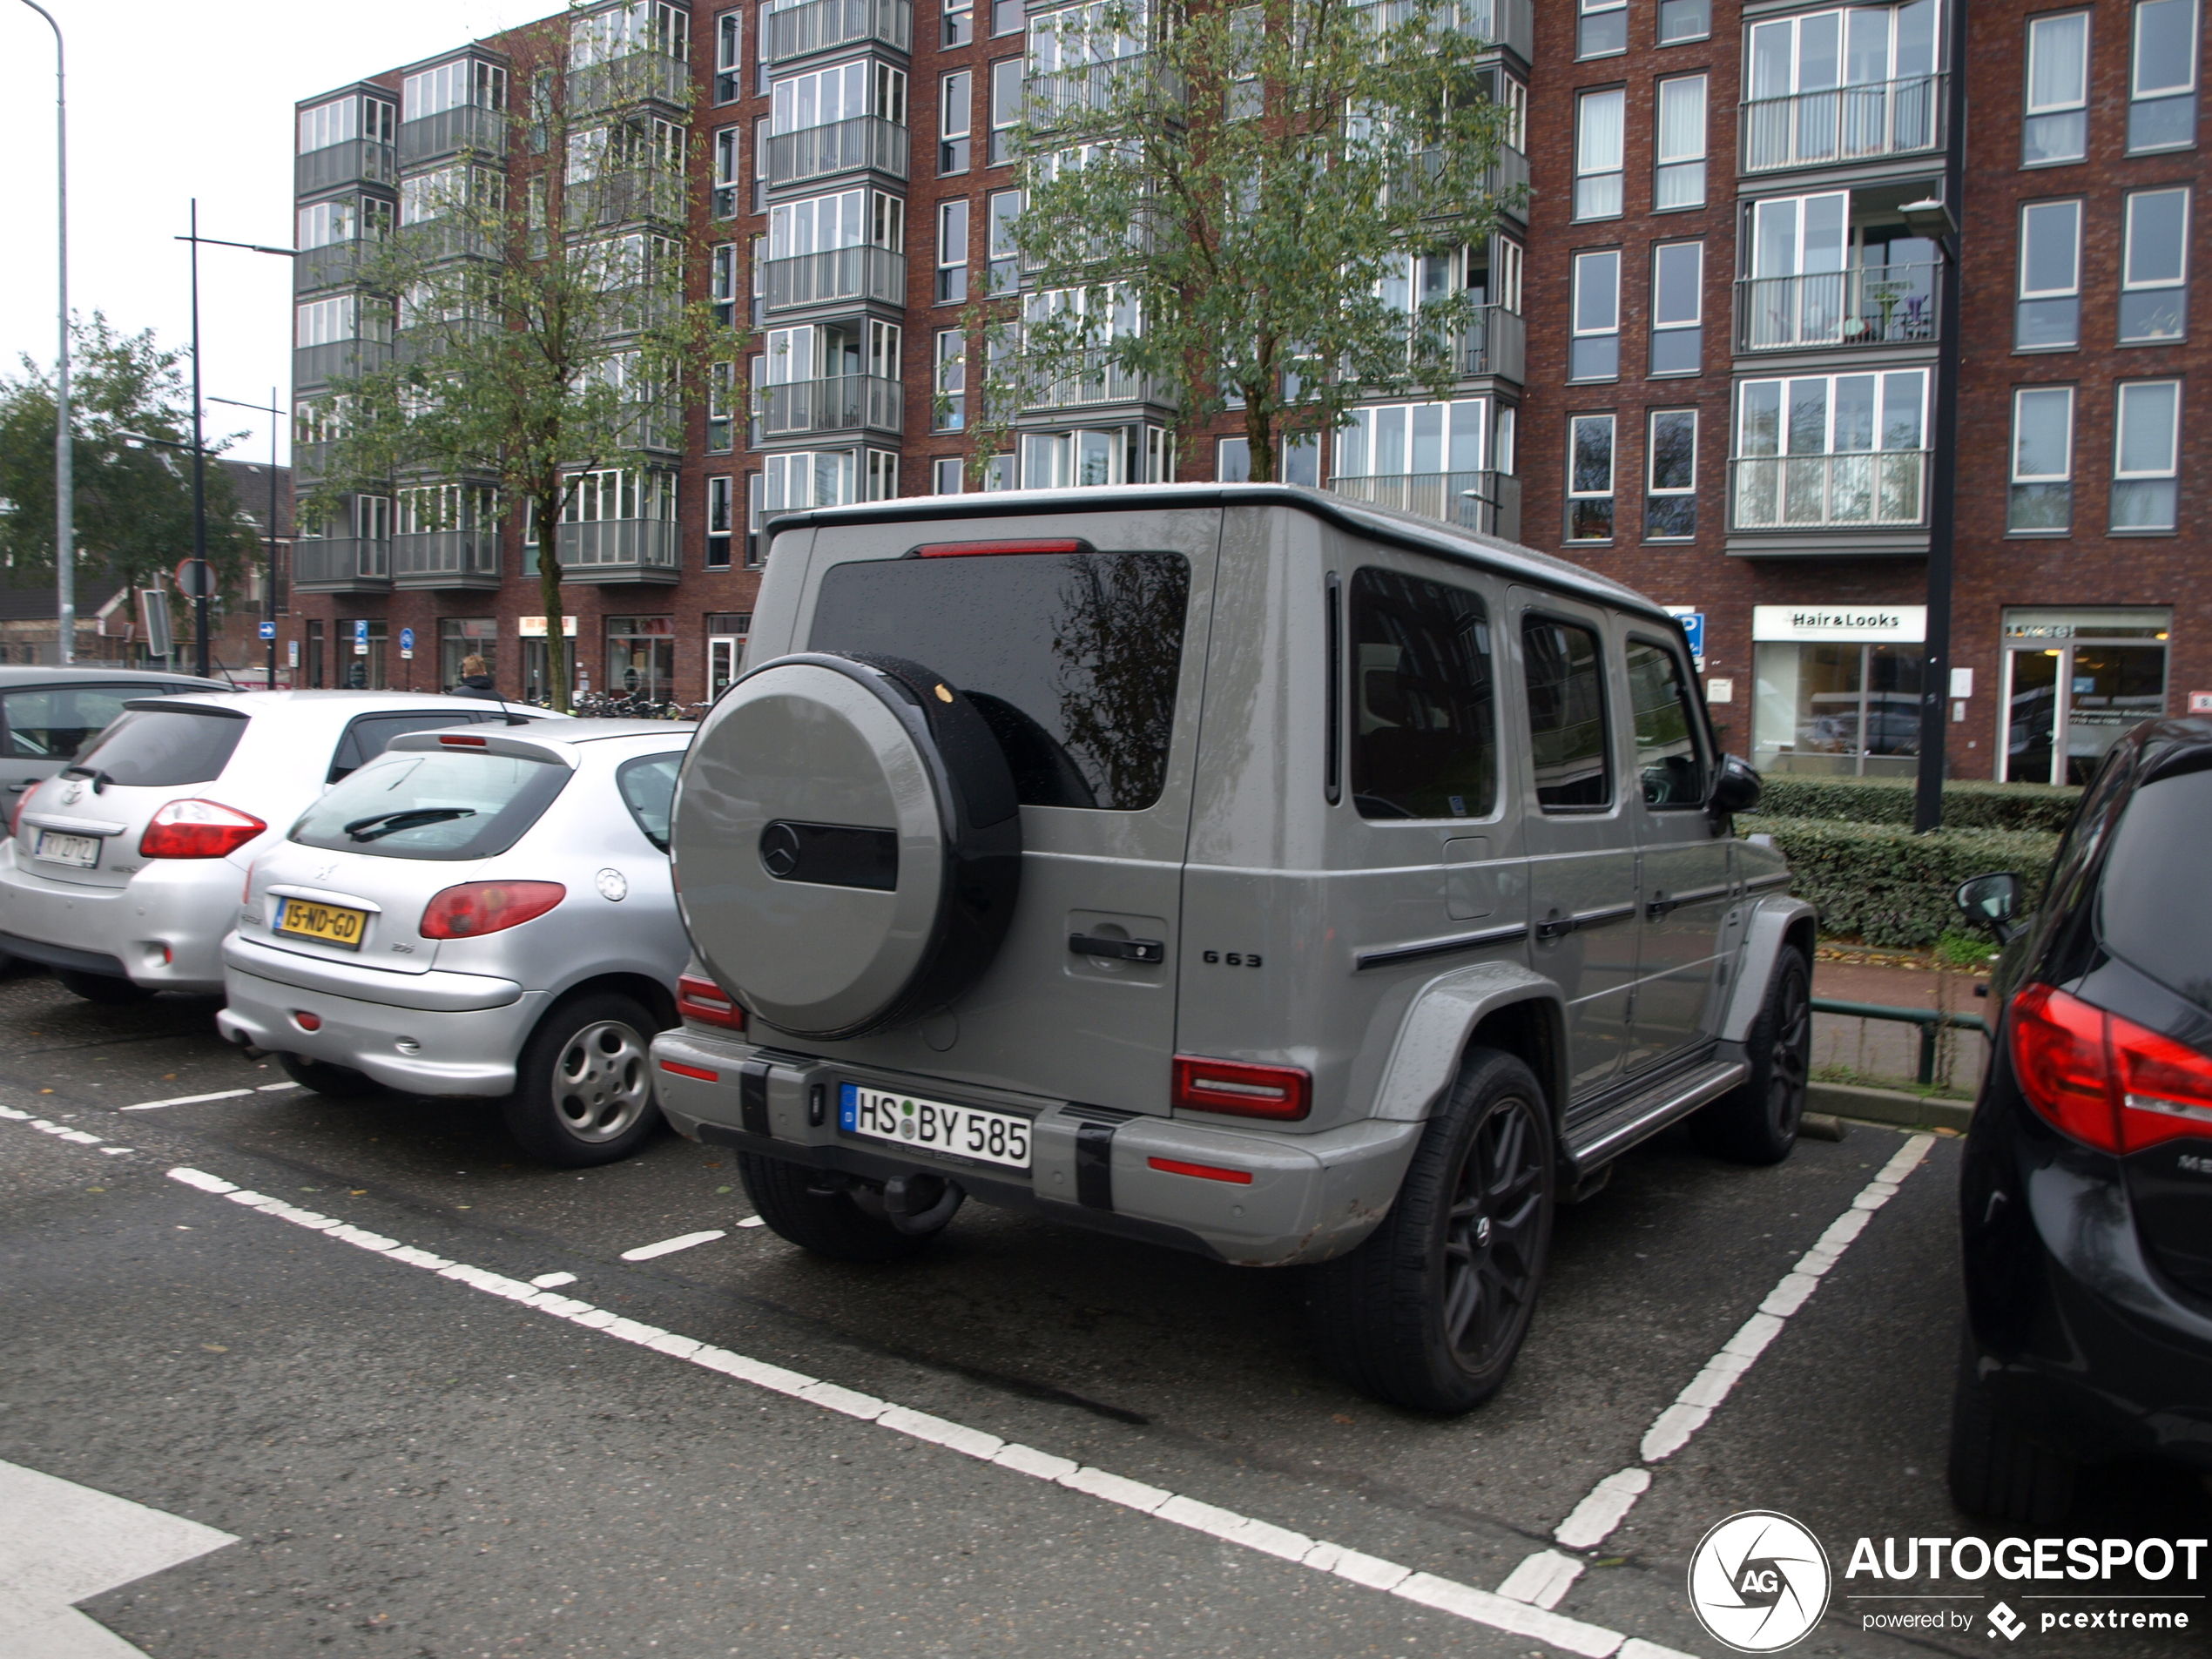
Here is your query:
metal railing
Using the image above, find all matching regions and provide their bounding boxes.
[1026,56,1164,125]
[765,115,910,185]
[567,51,689,113]
[1733,265,1940,352]
[1355,0,1531,56]
[393,529,500,586]
[293,339,393,388]
[1730,450,1930,530]
[1741,73,1947,173]
[1327,469,1520,541]
[763,245,907,311]
[555,518,683,577]
[1015,350,1156,410]
[765,0,910,61]
[1812,997,1989,1086]
[1489,144,1529,220]
[293,537,391,589]
[564,171,686,227]
[1451,304,1525,381]
[754,374,904,435]
[398,103,506,165]
[296,138,394,194]
[295,241,370,293]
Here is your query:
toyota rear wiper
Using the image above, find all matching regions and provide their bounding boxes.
[343,807,475,843]
[60,764,115,793]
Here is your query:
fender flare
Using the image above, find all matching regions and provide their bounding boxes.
[1366,960,1568,1125]
[1718,895,1818,1043]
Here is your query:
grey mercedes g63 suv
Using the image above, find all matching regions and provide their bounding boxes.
[651,484,1814,1413]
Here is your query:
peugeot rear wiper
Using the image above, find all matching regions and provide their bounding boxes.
[343,806,475,843]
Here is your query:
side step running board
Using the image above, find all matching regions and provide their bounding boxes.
[1564,1057,1748,1173]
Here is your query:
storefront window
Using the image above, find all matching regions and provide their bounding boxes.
[2000,608,2171,784]
[440,617,498,692]
[1754,641,1925,777]
[339,619,388,690]
[607,615,677,704]
[707,611,750,700]
[519,615,580,705]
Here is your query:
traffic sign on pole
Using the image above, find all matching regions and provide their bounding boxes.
[258,620,276,641]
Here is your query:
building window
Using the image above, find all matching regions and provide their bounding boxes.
[2129,0,2199,153]
[941,70,973,173]
[1655,76,1707,209]
[714,10,743,104]
[945,0,974,47]
[936,199,969,302]
[1657,0,1709,45]
[1567,414,1616,542]
[2120,187,2191,342]
[712,127,739,219]
[1650,240,1703,375]
[402,58,505,122]
[1744,5,1942,172]
[763,449,857,511]
[934,328,967,430]
[1733,369,1929,529]
[2009,385,2075,533]
[2024,11,2090,165]
[2112,380,2181,529]
[867,449,900,501]
[987,188,1025,293]
[1218,434,1318,483]
[707,361,735,454]
[1570,250,1622,381]
[299,94,395,154]
[993,0,1022,37]
[990,57,1022,164]
[710,242,738,328]
[753,116,769,210]
[2016,199,2082,350]
[706,475,734,567]
[745,473,762,565]
[1575,88,1625,220]
[934,456,966,494]
[1332,401,1480,491]
[1578,0,1627,58]
[1645,409,1696,539]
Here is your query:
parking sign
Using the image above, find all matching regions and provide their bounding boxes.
[1666,607,1706,664]
[400,627,415,652]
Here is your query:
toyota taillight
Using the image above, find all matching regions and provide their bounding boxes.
[1172,1055,1312,1121]
[138,799,267,860]
[2011,983,2212,1153]
[10,789,31,840]
[677,974,746,1031]
[418,880,565,940]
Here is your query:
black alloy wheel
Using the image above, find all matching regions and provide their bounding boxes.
[1693,946,1811,1165]
[1441,1091,1549,1373]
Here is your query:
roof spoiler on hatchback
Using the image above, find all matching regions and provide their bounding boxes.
[383,729,580,768]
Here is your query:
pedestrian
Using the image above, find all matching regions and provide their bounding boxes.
[452,653,499,700]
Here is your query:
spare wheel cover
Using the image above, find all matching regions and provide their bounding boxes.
[671,651,1021,1042]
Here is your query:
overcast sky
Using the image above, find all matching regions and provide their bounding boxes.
[0,0,547,469]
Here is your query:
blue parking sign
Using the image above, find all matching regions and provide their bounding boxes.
[1666,608,1705,661]
[258,621,276,641]
[400,627,415,652]
[354,619,369,645]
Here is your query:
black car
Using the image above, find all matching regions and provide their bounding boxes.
[1948,717,2212,1523]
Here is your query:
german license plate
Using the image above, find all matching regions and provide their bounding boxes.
[32,830,98,867]
[276,897,369,950]
[839,1082,1031,1170]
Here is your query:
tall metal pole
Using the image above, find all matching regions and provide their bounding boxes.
[19,0,71,664]
[266,387,279,688]
[188,199,211,679]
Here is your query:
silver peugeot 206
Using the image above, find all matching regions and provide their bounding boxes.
[215,720,696,1166]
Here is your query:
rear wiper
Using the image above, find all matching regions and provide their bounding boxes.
[343,806,475,843]
[60,764,114,794]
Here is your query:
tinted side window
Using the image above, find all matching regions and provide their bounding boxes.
[2097,765,2212,1011]
[328,712,478,782]
[1348,568,1497,821]
[809,550,1191,811]
[3,685,137,759]
[72,708,247,786]
[1625,639,1709,807]
[1522,616,1612,810]
[617,752,685,851]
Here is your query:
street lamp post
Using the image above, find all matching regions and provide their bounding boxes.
[210,393,285,689]
[17,0,71,664]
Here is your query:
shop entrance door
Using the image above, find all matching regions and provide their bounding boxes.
[2000,609,2171,784]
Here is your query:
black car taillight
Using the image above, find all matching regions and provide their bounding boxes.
[2011,983,2212,1153]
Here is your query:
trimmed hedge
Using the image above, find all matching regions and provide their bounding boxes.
[1749,773,2081,834]
[1737,814,2059,949]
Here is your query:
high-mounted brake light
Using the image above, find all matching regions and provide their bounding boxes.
[438,733,489,747]
[419,880,565,940]
[138,799,267,860]
[677,973,747,1032]
[2011,982,2212,1154]
[910,538,1094,559]
[1172,1055,1312,1121]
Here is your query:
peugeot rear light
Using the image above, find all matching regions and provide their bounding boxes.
[419,880,565,940]
[1172,1055,1312,1121]
[676,973,746,1032]
[2011,983,2212,1154]
[138,799,267,860]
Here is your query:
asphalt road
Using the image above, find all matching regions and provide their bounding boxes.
[0,965,2202,1659]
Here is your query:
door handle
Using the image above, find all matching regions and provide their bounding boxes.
[1069,932,1164,964]
[1534,912,1572,943]
[1646,894,1680,919]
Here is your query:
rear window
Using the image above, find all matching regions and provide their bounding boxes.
[3,685,138,759]
[72,707,247,787]
[289,750,570,860]
[616,752,685,850]
[329,711,483,781]
[809,550,1191,811]
[2098,765,2212,1011]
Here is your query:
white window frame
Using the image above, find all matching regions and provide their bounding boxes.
[402,58,504,123]
[934,456,967,494]
[2131,0,2200,104]
[2024,10,2091,165]
[1655,76,1709,210]
[934,328,967,431]
[1734,369,1929,457]
[1650,239,1703,375]
[1567,413,1617,542]
[1645,408,1698,540]
[1578,0,1628,59]
[989,57,1023,163]
[1657,0,1710,45]
[2120,186,2192,341]
[1570,249,1622,381]
[941,69,974,173]
[706,474,735,566]
[1575,87,1626,220]
[2112,378,2182,529]
[1494,239,1524,314]
[937,198,970,301]
[770,60,905,134]
[714,9,744,104]
[2008,383,2075,532]
[2017,198,2084,350]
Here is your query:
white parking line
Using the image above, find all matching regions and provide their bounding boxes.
[736,1216,765,1229]
[530,1271,579,1289]
[618,1230,726,1262]
[122,1082,302,1112]
[157,1162,1695,1659]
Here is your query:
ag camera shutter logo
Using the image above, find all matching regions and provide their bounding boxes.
[1688,1511,1832,1652]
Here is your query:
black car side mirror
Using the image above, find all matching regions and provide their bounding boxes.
[1955,872,2023,942]
[1710,753,1762,816]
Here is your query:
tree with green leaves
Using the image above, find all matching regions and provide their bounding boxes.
[964,0,1522,485]
[313,10,744,710]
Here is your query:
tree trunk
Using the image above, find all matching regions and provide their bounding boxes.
[1244,396,1277,482]
[536,493,570,713]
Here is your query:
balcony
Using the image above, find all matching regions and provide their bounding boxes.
[765,0,911,63]
[1741,74,1947,174]
[564,171,686,228]
[556,519,682,583]
[296,139,394,195]
[756,374,904,437]
[1355,0,1532,60]
[398,104,507,166]
[293,537,392,593]
[393,530,501,590]
[1327,470,1520,542]
[1453,304,1524,382]
[1488,144,1528,222]
[1733,265,1939,354]
[765,116,910,185]
[567,51,690,113]
[764,246,907,311]
[1730,450,1929,531]
[293,339,392,388]
[295,240,374,293]
[1016,350,1161,411]
[1026,57,1169,127]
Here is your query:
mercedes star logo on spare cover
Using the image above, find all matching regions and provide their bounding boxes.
[1686,1510,1831,1653]
[759,821,802,879]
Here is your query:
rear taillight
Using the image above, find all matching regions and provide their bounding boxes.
[677,973,746,1031]
[418,880,565,940]
[2011,983,2212,1154]
[1172,1055,1312,1121]
[10,790,31,840]
[138,799,267,860]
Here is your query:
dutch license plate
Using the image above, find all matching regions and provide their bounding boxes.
[839,1082,1031,1170]
[32,830,99,868]
[276,897,369,950]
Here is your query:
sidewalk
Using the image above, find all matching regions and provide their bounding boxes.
[1810,954,1993,1097]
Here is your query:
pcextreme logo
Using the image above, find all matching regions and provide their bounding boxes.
[1688,1511,1832,1653]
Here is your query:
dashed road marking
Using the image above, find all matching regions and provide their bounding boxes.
[121,1082,301,1112]
[529,1271,578,1289]
[618,1229,727,1261]
[736,1216,765,1229]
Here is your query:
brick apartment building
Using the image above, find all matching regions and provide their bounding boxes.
[288,0,2208,779]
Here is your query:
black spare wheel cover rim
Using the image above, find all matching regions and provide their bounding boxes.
[671,651,1022,1041]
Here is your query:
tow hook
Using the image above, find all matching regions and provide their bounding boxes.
[884,1173,964,1235]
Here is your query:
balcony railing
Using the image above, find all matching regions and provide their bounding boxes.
[564,171,686,227]
[296,241,371,293]
[1741,73,1947,173]
[567,51,690,113]
[1355,0,1532,57]
[764,245,907,311]
[1452,304,1524,381]
[765,116,910,185]
[397,103,507,166]
[556,518,683,582]
[1488,144,1529,220]
[393,529,501,588]
[1026,56,1169,125]
[1327,470,1520,542]
[293,339,393,388]
[1730,450,1930,530]
[1733,265,1940,353]
[293,537,392,591]
[296,139,394,195]
[755,374,904,436]
[1015,349,1162,410]
[765,0,911,62]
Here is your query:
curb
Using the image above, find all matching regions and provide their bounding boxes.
[1808,1081,1973,1134]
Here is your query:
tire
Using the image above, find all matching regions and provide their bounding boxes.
[738,1153,936,1264]
[55,968,155,1004]
[1308,1050,1555,1413]
[1693,946,1811,1165]
[1947,1348,2076,1524]
[502,993,665,1168]
[277,1050,381,1098]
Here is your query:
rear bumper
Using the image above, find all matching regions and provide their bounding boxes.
[649,1028,1420,1266]
[0,845,235,992]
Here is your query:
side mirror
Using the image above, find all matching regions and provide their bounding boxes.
[1710,753,1762,816]
[1955,872,2022,940]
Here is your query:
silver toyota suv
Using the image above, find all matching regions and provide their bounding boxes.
[652,485,1814,1413]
